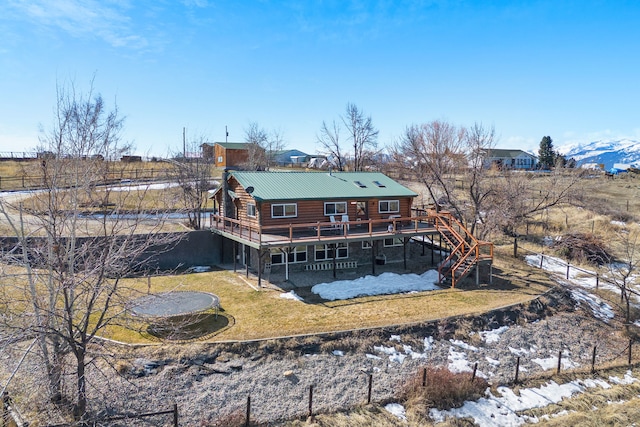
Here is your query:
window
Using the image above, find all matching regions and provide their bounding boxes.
[271,203,297,218]
[362,240,372,249]
[247,203,256,218]
[356,201,367,216]
[271,246,307,265]
[384,237,404,247]
[315,243,348,261]
[217,156,223,163]
[373,180,386,188]
[324,202,347,216]
[354,180,367,188]
[379,200,400,213]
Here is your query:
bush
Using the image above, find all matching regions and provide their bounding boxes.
[402,366,488,411]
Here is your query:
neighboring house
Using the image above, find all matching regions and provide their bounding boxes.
[210,171,493,288]
[201,142,251,168]
[483,149,537,170]
[270,149,310,166]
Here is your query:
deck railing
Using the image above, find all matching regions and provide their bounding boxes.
[209,214,438,245]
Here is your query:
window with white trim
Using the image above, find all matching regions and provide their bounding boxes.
[315,243,348,261]
[271,246,307,265]
[324,201,347,216]
[384,237,404,247]
[271,203,297,218]
[362,240,372,249]
[379,200,400,213]
[247,203,256,218]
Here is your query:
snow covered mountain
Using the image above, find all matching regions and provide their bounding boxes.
[558,139,640,170]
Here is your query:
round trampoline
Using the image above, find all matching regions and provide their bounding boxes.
[130,291,219,318]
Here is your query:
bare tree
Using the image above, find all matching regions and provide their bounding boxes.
[607,227,640,324]
[169,135,217,230]
[342,103,379,171]
[317,120,347,171]
[463,123,497,238]
[0,80,180,422]
[243,122,286,170]
[488,168,585,256]
[393,120,467,216]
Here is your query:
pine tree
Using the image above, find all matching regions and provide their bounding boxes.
[538,136,555,169]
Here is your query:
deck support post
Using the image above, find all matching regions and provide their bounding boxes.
[371,240,376,275]
[403,238,407,270]
[233,241,237,272]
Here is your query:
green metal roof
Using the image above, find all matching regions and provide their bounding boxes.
[216,142,249,149]
[229,171,417,202]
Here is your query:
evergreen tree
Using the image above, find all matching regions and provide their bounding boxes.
[538,136,555,169]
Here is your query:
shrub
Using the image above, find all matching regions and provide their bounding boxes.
[402,366,488,412]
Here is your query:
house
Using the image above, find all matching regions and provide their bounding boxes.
[270,149,310,166]
[201,142,252,168]
[209,171,493,288]
[484,149,537,170]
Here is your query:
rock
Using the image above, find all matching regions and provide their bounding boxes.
[284,370,295,377]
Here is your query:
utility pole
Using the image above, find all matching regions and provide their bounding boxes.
[225,125,229,143]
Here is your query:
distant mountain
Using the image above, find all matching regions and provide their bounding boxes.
[557,139,640,170]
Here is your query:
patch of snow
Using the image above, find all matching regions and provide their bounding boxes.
[384,403,407,421]
[390,334,401,342]
[479,326,509,344]
[279,290,304,301]
[332,350,344,357]
[430,377,611,427]
[609,370,637,385]
[531,352,579,371]
[311,270,440,301]
[570,289,614,322]
[448,348,473,373]
[450,339,479,352]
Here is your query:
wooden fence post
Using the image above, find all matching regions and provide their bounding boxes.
[591,346,597,373]
[539,255,544,269]
[367,374,373,404]
[246,395,251,427]
[596,273,599,290]
[557,350,562,374]
[422,367,427,387]
[308,385,314,419]
[471,362,478,382]
[566,264,570,280]
[515,357,520,383]
[629,340,633,365]
[173,403,178,427]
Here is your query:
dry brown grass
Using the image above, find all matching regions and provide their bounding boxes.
[103,265,552,343]
[403,366,489,411]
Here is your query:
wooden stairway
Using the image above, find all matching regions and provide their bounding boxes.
[433,211,493,288]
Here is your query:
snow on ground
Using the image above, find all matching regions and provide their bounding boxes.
[478,326,509,344]
[279,290,303,301]
[384,403,407,421]
[531,352,579,371]
[428,372,638,427]
[311,270,440,301]
[524,254,621,321]
[570,289,615,322]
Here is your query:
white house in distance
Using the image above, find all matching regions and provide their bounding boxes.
[483,149,538,170]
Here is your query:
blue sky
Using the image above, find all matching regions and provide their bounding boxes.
[1,1,639,157]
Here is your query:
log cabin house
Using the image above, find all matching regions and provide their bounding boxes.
[210,170,493,287]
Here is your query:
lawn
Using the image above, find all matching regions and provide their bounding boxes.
[106,254,553,344]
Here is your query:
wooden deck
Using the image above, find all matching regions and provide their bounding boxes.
[208,214,440,249]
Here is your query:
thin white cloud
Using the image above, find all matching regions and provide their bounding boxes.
[7,0,148,50]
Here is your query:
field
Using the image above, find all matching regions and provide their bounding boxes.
[2,168,640,426]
